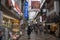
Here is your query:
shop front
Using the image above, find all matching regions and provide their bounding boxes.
[2,14,20,32]
[0,0,23,40]
[11,19,20,33]
[0,0,22,31]
[46,12,60,37]
[2,13,21,40]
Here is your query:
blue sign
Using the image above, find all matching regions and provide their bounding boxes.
[24,1,28,19]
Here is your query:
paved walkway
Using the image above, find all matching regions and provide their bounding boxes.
[19,31,59,40]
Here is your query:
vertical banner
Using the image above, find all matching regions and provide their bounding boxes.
[24,1,28,19]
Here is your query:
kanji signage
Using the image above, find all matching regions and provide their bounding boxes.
[24,1,28,19]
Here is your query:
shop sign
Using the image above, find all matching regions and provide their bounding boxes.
[31,1,41,11]
[6,0,21,15]
[24,1,28,19]
[42,9,47,13]
[20,20,23,25]
[40,16,42,22]
[11,0,21,15]
[42,14,46,21]
[31,1,40,9]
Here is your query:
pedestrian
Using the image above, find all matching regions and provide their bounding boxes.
[34,24,38,35]
[0,30,3,40]
[35,23,40,35]
[9,31,12,40]
[27,24,32,39]
[39,24,43,35]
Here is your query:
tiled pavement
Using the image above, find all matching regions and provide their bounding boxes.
[19,31,60,40]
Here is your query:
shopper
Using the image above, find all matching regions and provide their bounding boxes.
[0,31,3,40]
[35,24,38,35]
[39,24,43,35]
[27,24,32,39]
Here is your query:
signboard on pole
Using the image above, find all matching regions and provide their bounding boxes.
[24,1,28,19]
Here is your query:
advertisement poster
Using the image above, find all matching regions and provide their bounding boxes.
[31,1,40,9]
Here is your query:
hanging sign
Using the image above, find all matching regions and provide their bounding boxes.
[24,1,28,19]
[31,1,40,11]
